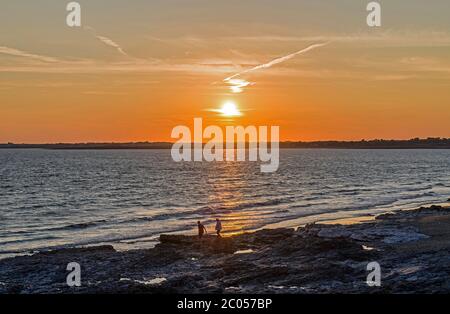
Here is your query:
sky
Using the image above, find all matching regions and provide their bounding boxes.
[1,0,450,143]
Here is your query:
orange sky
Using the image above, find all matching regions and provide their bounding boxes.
[1,1,450,143]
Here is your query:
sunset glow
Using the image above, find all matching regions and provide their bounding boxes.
[2,1,450,297]
[0,1,449,143]
[218,102,241,117]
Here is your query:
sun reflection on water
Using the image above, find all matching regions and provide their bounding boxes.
[204,161,257,236]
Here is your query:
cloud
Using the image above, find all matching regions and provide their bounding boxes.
[372,74,417,81]
[95,35,128,56]
[225,78,252,93]
[84,26,128,56]
[223,42,329,93]
[223,30,450,46]
[0,46,59,63]
[0,58,241,75]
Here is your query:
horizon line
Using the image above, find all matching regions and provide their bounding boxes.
[1,137,449,146]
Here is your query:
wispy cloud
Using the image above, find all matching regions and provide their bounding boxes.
[84,26,128,56]
[224,30,450,46]
[94,35,128,56]
[223,42,329,93]
[0,58,240,75]
[225,78,252,93]
[0,46,59,63]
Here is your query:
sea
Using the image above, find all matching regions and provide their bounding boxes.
[1,148,449,258]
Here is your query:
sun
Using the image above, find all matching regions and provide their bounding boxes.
[219,101,241,117]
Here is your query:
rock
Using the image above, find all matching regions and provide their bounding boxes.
[40,245,116,256]
[250,228,295,244]
[6,284,24,294]
[1,205,450,293]
[317,227,352,238]
[417,205,444,212]
[376,212,396,220]
[159,234,194,244]
[348,226,429,244]
[159,234,236,254]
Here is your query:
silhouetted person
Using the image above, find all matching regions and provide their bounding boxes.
[215,218,222,237]
[197,221,207,239]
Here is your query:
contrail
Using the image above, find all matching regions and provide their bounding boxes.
[84,26,128,56]
[224,42,328,82]
[95,35,128,56]
[0,46,59,63]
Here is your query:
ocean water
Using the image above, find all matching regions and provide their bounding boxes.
[1,149,449,257]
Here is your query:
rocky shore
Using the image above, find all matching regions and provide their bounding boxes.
[1,205,450,294]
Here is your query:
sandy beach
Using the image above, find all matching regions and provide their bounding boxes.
[1,204,449,294]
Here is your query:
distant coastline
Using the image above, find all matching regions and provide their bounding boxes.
[1,138,450,149]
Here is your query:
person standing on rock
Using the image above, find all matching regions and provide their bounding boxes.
[215,218,222,237]
[197,221,207,239]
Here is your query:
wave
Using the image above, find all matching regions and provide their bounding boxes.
[117,198,293,224]
[0,235,58,246]
[335,188,373,193]
[197,198,291,212]
[22,220,108,233]
[52,221,102,231]
[397,191,436,201]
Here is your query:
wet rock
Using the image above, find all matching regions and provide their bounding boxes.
[244,228,295,245]
[417,205,445,213]
[317,227,352,238]
[349,226,429,244]
[159,234,235,254]
[40,245,116,256]
[160,234,195,245]
[1,205,449,293]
